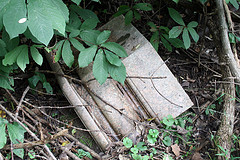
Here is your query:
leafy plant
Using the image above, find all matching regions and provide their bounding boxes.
[75,149,93,159]
[28,72,53,94]
[226,0,239,10]
[0,118,26,159]
[168,8,199,49]
[113,3,153,25]
[147,22,184,52]
[147,129,159,144]
[205,104,216,116]
[123,137,133,148]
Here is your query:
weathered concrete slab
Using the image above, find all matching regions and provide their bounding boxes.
[99,16,193,120]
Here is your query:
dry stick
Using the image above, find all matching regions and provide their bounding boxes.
[0,104,57,160]
[63,132,102,160]
[15,86,30,118]
[2,129,68,150]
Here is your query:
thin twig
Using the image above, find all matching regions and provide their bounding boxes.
[15,86,30,118]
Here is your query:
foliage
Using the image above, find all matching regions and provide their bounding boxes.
[75,149,93,159]
[147,129,159,144]
[113,2,152,25]
[0,118,26,159]
[0,0,128,91]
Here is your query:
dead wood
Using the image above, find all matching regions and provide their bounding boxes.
[207,0,237,159]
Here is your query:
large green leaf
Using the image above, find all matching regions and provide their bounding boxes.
[187,21,198,28]
[30,46,43,65]
[182,28,190,49]
[7,122,26,159]
[68,11,81,29]
[50,0,69,22]
[3,0,27,39]
[3,45,26,66]
[168,8,185,26]
[0,0,10,31]
[2,30,19,52]
[62,40,74,67]
[188,27,199,43]
[80,18,98,30]
[125,10,133,25]
[93,50,109,84]
[169,26,183,38]
[69,38,85,52]
[28,0,53,45]
[96,30,111,45]
[105,50,122,66]
[101,42,128,57]
[108,62,126,84]
[78,45,98,67]
[0,118,7,149]
[16,45,29,71]
[80,30,101,46]
[70,5,99,22]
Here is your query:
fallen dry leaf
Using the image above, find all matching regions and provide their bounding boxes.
[192,152,204,160]
[171,144,180,157]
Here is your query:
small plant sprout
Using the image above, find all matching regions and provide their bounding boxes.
[147,129,159,144]
[123,137,133,148]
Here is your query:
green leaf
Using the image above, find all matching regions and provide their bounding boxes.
[162,115,174,127]
[107,62,126,84]
[62,40,74,67]
[101,42,128,57]
[70,5,99,22]
[43,82,53,94]
[50,0,69,22]
[28,75,41,88]
[69,38,85,51]
[188,27,199,43]
[182,28,191,49]
[147,134,157,144]
[93,50,109,84]
[78,45,98,67]
[7,122,26,159]
[68,10,81,29]
[169,26,183,38]
[0,72,14,90]
[69,29,80,38]
[172,0,179,3]
[149,129,159,138]
[130,147,139,154]
[30,46,43,65]
[113,5,130,17]
[230,0,239,9]
[3,45,27,66]
[0,39,7,57]
[150,31,160,51]
[136,142,147,151]
[96,30,111,45]
[229,33,236,43]
[160,36,172,52]
[3,0,27,39]
[163,34,184,48]
[28,0,53,45]
[71,0,81,5]
[125,10,133,25]
[2,30,19,52]
[24,28,41,44]
[226,0,230,3]
[133,3,153,11]
[187,21,198,28]
[168,8,185,26]
[105,50,122,66]
[163,136,172,146]
[0,123,7,149]
[123,137,133,148]
[134,10,141,20]
[200,0,207,4]
[16,45,29,71]
[54,40,64,62]
[81,18,98,30]
[80,30,101,46]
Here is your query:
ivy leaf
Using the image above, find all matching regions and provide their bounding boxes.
[30,46,43,66]
[69,38,85,51]
[187,21,198,28]
[163,136,172,147]
[188,27,199,43]
[3,45,26,66]
[78,45,98,67]
[123,137,133,148]
[162,115,174,127]
[105,50,122,66]
[80,30,101,46]
[96,30,111,45]
[7,122,26,159]
[71,0,81,5]
[168,8,185,26]
[62,40,74,67]
[133,3,153,11]
[3,0,27,39]
[125,10,133,25]
[182,28,191,49]
[81,18,98,30]
[107,62,126,84]
[17,45,29,71]
[169,26,183,38]
[101,42,128,57]
[113,5,130,17]
[93,50,109,84]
